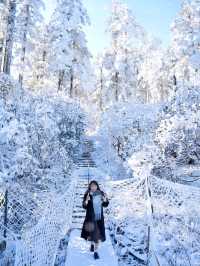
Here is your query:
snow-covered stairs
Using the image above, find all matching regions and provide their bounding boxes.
[71,178,88,229]
[75,139,97,168]
[72,138,99,229]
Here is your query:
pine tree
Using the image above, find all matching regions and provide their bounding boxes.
[138,37,173,103]
[0,0,16,74]
[47,0,92,98]
[13,0,45,87]
[171,0,200,86]
[104,0,146,104]
[0,0,8,71]
[93,53,108,111]
[26,24,49,91]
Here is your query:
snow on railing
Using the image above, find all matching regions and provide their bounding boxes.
[0,183,48,236]
[14,178,77,266]
[108,175,160,265]
[106,168,200,266]
[106,177,147,264]
[146,174,200,266]
[145,173,161,266]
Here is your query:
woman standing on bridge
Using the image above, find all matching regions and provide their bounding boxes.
[81,180,109,260]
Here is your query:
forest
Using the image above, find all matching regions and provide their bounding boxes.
[0,0,200,265]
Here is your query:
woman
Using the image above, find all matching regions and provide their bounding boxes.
[80,180,109,260]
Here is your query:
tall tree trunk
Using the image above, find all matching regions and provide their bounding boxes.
[99,66,103,111]
[0,38,4,71]
[70,67,74,98]
[0,0,8,72]
[115,71,119,102]
[19,4,30,87]
[146,88,149,103]
[1,0,16,74]
[124,47,129,101]
[173,74,177,86]
[58,70,65,91]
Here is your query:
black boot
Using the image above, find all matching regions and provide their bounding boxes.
[90,243,94,252]
[94,251,100,259]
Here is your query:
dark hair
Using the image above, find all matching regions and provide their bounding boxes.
[84,180,104,196]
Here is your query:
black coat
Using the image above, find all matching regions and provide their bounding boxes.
[80,190,109,242]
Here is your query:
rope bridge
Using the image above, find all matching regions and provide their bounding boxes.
[0,179,77,266]
[1,169,200,265]
[149,175,200,266]
[14,179,77,266]
[106,174,200,266]
[0,183,47,238]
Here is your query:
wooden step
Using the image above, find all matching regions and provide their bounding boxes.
[77,163,96,166]
[72,215,85,220]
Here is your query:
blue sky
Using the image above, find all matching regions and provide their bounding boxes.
[43,0,181,55]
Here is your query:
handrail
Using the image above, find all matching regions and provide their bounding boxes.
[14,179,77,266]
[145,174,161,266]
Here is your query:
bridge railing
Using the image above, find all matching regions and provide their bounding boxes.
[14,178,77,266]
[106,171,200,266]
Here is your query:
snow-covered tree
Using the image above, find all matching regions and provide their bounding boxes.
[93,53,110,111]
[155,85,200,167]
[47,0,92,98]
[0,89,86,191]
[13,0,45,87]
[103,0,146,104]
[159,47,179,100]
[0,0,16,74]
[95,101,160,180]
[138,37,180,104]
[0,0,9,71]
[171,0,200,86]
[138,37,165,103]
[100,102,159,161]
[25,24,49,91]
[0,72,15,101]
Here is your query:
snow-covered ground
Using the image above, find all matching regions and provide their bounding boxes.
[65,229,118,266]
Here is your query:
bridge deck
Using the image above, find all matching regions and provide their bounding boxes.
[65,229,118,266]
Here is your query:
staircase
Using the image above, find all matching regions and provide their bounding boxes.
[72,139,97,229]
[71,178,88,229]
[74,139,96,168]
[62,137,118,266]
[71,138,109,229]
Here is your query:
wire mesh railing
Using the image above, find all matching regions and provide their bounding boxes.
[14,178,77,266]
[106,171,200,266]
[0,178,77,266]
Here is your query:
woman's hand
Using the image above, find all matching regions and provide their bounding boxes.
[102,192,108,202]
[85,193,90,204]
[102,192,109,207]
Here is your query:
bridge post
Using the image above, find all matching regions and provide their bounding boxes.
[3,189,8,238]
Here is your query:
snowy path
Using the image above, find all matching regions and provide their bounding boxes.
[65,229,119,266]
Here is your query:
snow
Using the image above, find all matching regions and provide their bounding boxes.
[73,167,111,183]
[191,169,200,177]
[1,0,200,265]
[65,229,118,266]
[190,52,200,69]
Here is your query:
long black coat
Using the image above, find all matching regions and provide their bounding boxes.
[80,191,109,242]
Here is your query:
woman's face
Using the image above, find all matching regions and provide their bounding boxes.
[90,183,97,192]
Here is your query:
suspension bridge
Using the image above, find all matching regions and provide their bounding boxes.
[0,137,200,265]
